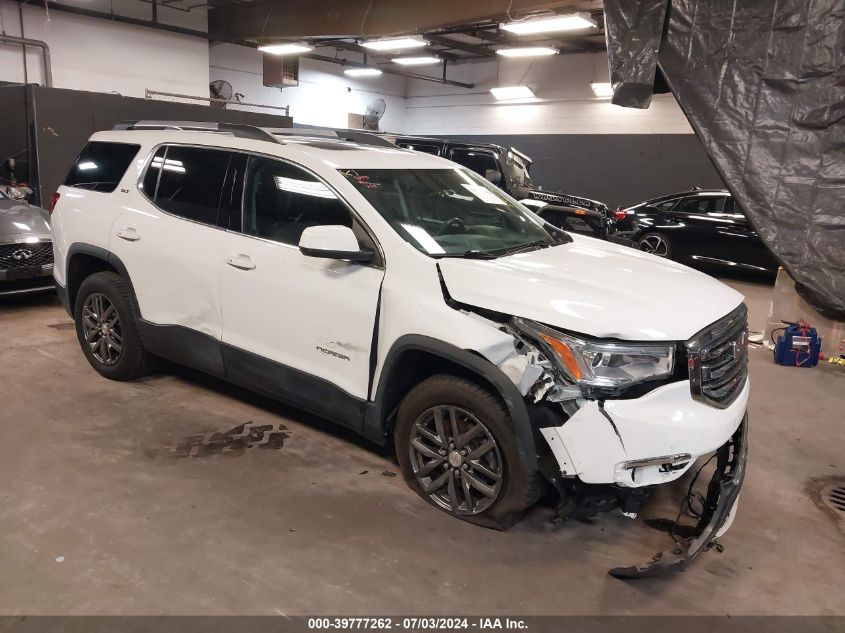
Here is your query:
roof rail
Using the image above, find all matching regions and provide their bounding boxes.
[267,127,398,148]
[333,130,397,148]
[113,120,281,144]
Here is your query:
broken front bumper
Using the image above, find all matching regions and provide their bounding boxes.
[539,378,749,487]
[609,414,748,578]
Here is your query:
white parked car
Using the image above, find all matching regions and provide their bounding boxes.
[51,122,749,577]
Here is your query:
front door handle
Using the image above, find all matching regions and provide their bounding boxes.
[116,227,140,241]
[225,254,256,270]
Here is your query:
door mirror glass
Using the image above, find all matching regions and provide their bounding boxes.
[298,225,374,262]
[484,169,503,185]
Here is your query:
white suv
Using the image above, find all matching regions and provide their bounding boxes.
[51,122,749,577]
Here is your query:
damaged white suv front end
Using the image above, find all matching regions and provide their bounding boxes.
[506,308,748,576]
[432,232,749,578]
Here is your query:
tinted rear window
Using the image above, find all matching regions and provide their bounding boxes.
[65,141,140,192]
[144,145,231,226]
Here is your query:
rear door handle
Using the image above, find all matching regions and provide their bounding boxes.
[225,254,256,270]
[116,227,140,241]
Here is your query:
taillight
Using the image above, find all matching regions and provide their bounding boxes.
[614,208,627,222]
[48,192,60,215]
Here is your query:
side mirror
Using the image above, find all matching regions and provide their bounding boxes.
[298,225,374,263]
[484,169,503,186]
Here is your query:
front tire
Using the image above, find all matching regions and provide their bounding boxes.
[395,375,539,529]
[74,271,153,381]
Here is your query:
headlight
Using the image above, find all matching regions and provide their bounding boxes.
[512,317,674,392]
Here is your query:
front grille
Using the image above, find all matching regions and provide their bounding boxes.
[0,242,54,270]
[686,303,748,408]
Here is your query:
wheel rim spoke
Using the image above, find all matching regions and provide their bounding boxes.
[410,437,440,461]
[455,423,484,449]
[448,407,460,440]
[415,421,442,446]
[446,473,460,511]
[464,471,497,498]
[467,439,495,461]
[424,469,451,495]
[432,408,448,446]
[459,471,475,513]
[82,293,122,366]
[469,459,501,481]
[409,404,503,516]
[416,457,445,478]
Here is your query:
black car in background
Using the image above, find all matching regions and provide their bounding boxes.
[618,189,779,275]
[391,135,617,239]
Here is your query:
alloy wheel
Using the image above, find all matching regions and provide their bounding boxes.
[81,293,123,366]
[638,234,669,257]
[409,405,503,516]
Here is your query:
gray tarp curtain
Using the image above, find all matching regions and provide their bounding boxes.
[604,0,845,320]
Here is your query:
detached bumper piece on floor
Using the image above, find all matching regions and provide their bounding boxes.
[609,415,748,579]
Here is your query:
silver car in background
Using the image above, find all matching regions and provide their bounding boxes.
[0,186,54,296]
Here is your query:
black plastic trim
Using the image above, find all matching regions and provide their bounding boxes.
[138,319,226,377]
[135,320,365,431]
[365,334,538,470]
[222,343,365,430]
[299,246,375,262]
[65,243,142,318]
[55,278,70,315]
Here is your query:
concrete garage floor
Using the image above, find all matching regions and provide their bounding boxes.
[0,276,842,616]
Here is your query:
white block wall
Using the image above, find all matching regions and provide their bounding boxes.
[210,43,407,132]
[404,52,693,135]
[0,0,209,98]
[0,4,691,137]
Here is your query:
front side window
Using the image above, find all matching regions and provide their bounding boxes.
[143,145,231,226]
[65,141,140,192]
[243,157,352,245]
[340,168,554,257]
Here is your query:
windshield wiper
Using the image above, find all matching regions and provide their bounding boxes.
[434,249,499,260]
[495,240,555,256]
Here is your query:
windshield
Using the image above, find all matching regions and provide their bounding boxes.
[339,168,555,257]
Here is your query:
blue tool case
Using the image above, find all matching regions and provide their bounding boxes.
[774,324,822,367]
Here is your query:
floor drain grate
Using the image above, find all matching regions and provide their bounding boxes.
[827,485,845,513]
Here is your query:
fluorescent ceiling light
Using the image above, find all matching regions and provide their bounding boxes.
[496,46,557,58]
[258,42,313,55]
[590,82,614,97]
[344,68,383,77]
[392,56,442,66]
[490,85,535,100]
[360,36,428,51]
[500,13,597,34]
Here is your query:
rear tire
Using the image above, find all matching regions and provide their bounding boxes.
[395,374,540,530]
[74,271,153,381]
[637,232,672,258]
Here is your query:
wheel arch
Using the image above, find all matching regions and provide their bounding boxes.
[64,243,140,318]
[365,334,538,472]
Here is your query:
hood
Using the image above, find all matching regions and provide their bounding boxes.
[438,234,744,342]
[0,200,51,238]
